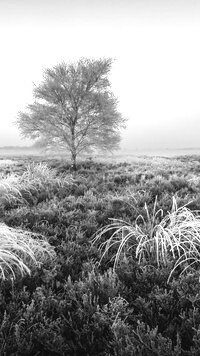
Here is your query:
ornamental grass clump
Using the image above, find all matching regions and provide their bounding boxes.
[23,163,57,186]
[0,174,30,207]
[22,163,74,194]
[0,223,55,280]
[93,197,200,282]
[0,163,74,207]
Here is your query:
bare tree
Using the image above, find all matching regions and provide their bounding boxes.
[16,58,125,169]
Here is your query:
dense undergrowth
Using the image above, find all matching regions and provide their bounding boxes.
[1,155,200,354]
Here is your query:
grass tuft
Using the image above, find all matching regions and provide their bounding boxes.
[93,197,200,282]
[0,223,56,280]
[0,163,74,207]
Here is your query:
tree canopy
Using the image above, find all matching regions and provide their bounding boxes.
[16,58,125,168]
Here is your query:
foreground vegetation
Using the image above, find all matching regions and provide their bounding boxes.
[1,155,200,355]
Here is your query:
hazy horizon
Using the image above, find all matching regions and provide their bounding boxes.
[1,0,200,151]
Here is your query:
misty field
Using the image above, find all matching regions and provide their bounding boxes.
[1,154,200,355]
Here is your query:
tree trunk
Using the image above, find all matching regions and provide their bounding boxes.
[71,149,77,171]
[71,128,77,171]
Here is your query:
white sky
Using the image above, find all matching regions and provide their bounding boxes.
[0,0,200,150]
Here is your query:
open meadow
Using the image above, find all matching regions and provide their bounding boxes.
[1,154,200,355]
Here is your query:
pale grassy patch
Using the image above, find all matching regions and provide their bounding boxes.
[21,163,74,190]
[93,197,200,282]
[0,223,55,280]
[0,159,17,166]
[0,163,74,207]
[0,174,30,206]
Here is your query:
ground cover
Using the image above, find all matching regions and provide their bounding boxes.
[0,155,200,355]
